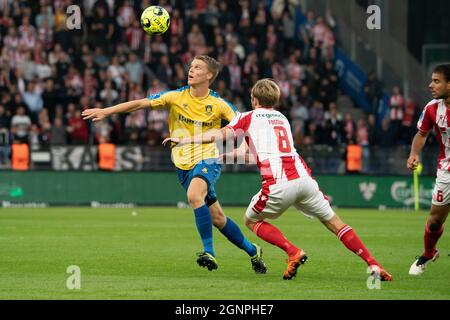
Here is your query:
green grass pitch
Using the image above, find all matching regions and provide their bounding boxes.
[0,207,449,300]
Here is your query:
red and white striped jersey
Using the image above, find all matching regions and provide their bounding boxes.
[417,99,450,170]
[227,108,311,186]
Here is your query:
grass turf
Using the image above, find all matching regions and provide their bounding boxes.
[0,207,449,300]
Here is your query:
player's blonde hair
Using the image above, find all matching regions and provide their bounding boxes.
[193,55,220,84]
[251,78,281,108]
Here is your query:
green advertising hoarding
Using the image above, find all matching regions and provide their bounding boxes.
[315,175,434,208]
[0,171,435,208]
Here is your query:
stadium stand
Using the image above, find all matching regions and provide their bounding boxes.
[0,0,437,174]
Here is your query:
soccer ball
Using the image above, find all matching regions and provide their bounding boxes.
[140,6,170,35]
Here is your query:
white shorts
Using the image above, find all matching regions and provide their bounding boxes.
[245,176,335,222]
[432,169,450,206]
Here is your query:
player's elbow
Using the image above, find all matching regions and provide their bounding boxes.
[417,130,428,138]
[139,98,150,109]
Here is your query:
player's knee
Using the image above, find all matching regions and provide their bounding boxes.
[187,192,204,208]
[428,220,443,232]
[244,217,255,231]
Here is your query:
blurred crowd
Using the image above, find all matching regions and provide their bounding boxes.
[0,0,423,162]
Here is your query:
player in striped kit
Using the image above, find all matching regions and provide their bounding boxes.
[164,79,393,281]
[407,64,450,276]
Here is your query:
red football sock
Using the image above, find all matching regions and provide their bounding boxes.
[337,225,378,266]
[253,221,299,257]
[424,224,444,259]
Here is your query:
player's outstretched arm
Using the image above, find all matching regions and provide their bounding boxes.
[162,127,234,147]
[407,131,428,170]
[220,140,256,164]
[82,98,149,121]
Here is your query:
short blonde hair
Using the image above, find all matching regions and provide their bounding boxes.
[251,78,281,108]
[193,55,220,84]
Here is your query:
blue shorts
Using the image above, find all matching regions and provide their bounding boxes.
[177,159,222,207]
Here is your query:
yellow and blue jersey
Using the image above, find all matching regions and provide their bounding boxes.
[147,85,238,170]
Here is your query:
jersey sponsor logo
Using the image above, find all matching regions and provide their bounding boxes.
[201,167,208,174]
[178,114,214,127]
[183,103,188,111]
[255,113,286,119]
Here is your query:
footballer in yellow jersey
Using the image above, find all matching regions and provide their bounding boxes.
[147,85,237,170]
[82,55,266,274]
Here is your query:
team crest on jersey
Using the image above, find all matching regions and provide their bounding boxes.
[202,167,208,174]
[205,105,213,115]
